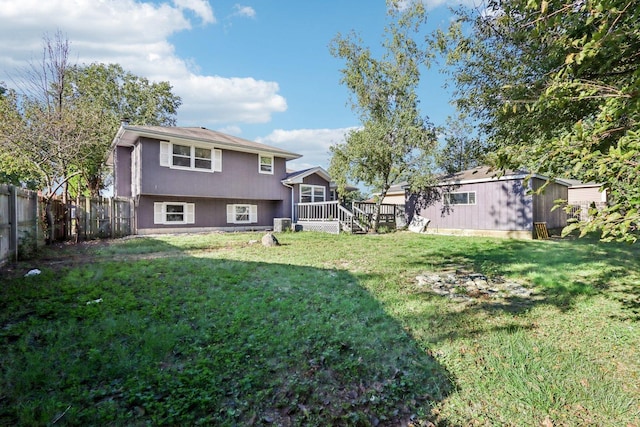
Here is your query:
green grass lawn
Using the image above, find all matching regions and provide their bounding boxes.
[1,231,639,426]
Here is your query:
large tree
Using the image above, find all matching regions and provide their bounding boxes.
[329,0,438,230]
[0,83,40,188]
[0,32,181,241]
[5,33,93,202]
[66,62,181,196]
[437,114,487,174]
[440,0,640,242]
[0,33,181,199]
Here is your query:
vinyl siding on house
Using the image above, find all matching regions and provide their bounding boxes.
[136,196,286,230]
[113,146,132,198]
[568,185,606,204]
[381,193,405,205]
[138,138,290,201]
[108,126,329,234]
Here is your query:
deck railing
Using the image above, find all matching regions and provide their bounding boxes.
[352,202,403,228]
[568,201,607,222]
[296,201,408,233]
[297,200,342,222]
[296,201,367,232]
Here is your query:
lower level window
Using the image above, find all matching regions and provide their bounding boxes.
[154,202,195,224]
[227,204,257,224]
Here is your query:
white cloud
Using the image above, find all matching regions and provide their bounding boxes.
[256,127,358,170]
[176,75,287,124]
[173,0,216,24]
[0,0,286,127]
[232,4,256,18]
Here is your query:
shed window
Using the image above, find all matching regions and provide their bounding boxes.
[300,185,326,203]
[444,191,476,205]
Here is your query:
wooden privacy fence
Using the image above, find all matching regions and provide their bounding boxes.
[56,196,133,241]
[0,184,40,264]
[0,183,133,264]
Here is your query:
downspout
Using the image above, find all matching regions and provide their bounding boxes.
[282,182,295,222]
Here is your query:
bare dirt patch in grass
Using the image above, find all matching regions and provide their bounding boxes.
[415,269,535,302]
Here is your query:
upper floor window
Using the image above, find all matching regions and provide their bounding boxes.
[172,144,192,167]
[160,141,221,172]
[444,191,476,205]
[259,154,274,174]
[194,147,213,170]
[300,184,325,203]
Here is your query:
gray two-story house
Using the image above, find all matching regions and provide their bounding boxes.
[109,125,332,234]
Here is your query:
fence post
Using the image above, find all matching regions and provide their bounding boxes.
[28,190,38,255]
[85,196,91,239]
[33,191,40,252]
[9,185,18,262]
[110,197,115,237]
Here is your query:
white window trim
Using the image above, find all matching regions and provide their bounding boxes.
[154,202,195,225]
[258,154,274,175]
[444,191,477,206]
[160,141,222,173]
[226,204,258,224]
[300,184,326,203]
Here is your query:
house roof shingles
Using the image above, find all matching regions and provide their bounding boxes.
[112,125,302,160]
[282,166,331,184]
[437,166,573,187]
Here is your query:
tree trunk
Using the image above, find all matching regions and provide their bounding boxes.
[373,186,389,232]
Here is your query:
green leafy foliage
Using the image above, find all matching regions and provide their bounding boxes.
[440,0,640,242]
[0,33,181,198]
[0,85,41,188]
[66,63,181,196]
[329,1,438,230]
[437,114,488,174]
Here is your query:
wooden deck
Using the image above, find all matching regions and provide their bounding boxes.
[295,201,403,234]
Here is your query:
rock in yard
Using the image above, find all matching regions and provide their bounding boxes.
[261,233,280,247]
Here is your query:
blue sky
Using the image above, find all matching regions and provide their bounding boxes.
[0,0,468,172]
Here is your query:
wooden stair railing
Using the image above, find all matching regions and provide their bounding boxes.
[350,205,370,233]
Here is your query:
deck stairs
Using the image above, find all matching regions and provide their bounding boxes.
[338,204,368,234]
[295,201,400,234]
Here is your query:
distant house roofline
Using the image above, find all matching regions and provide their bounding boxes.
[433,166,571,187]
[282,166,331,184]
[561,179,604,189]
